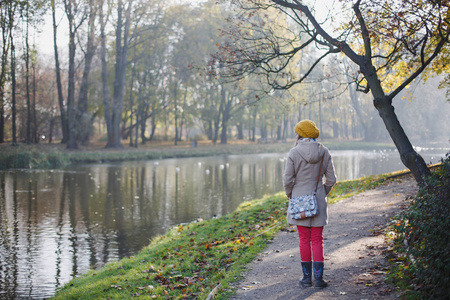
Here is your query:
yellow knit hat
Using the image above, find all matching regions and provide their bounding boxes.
[294,120,319,138]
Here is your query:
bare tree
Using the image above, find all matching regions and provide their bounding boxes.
[63,0,88,149]
[76,0,97,145]
[99,0,114,147]
[0,2,11,143]
[8,0,18,145]
[52,0,69,143]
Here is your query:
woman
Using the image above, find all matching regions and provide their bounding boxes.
[283,119,337,289]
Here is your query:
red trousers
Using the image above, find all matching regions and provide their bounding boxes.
[297,226,324,262]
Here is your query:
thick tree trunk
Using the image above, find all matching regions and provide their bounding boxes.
[363,63,431,184]
[374,96,431,183]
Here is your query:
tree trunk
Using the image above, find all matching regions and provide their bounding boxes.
[179,86,189,142]
[283,114,288,139]
[173,80,178,145]
[213,85,225,144]
[77,0,97,146]
[66,4,77,150]
[128,61,136,147]
[0,16,8,143]
[32,54,37,143]
[110,0,130,148]
[9,2,17,145]
[99,0,113,148]
[220,92,232,145]
[363,62,431,183]
[148,111,156,142]
[236,123,244,140]
[251,106,257,142]
[10,34,17,145]
[52,0,68,143]
[25,7,31,144]
[49,117,54,143]
[134,105,139,148]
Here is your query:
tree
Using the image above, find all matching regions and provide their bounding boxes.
[8,0,18,145]
[76,0,97,146]
[217,0,450,184]
[52,0,69,143]
[63,0,89,149]
[108,0,131,148]
[0,2,11,143]
[99,0,114,146]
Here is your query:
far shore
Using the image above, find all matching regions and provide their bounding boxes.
[0,139,401,170]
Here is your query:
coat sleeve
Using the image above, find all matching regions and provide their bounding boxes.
[323,153,337,195]
[283,152,296,198]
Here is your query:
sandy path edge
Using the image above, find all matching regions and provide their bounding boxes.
[229,176,418,300]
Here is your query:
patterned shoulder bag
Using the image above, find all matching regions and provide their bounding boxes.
[288,154,324,220]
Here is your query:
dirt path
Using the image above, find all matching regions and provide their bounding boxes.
[230,176,418,300]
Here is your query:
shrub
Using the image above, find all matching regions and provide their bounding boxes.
[394,153,450,298]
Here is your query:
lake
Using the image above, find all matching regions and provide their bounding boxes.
[0,148,446,298]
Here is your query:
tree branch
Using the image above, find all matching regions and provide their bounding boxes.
[352,0,372,60]
[389,31,449,100]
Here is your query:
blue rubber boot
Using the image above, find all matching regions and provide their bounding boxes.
[299,261,312,288]
[313,261,328,289]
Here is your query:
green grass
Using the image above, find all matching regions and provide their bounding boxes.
[327,174,389,203]
[54,193,287,299]
[0,144,70,169]
[53,173,396,300]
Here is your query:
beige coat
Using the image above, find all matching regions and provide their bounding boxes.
[283,140,337,227]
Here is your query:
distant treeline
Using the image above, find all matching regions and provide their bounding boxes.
[0,0,448,149]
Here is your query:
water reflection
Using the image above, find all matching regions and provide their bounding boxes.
[0,149,445,298]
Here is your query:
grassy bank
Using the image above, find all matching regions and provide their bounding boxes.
[53,173,390,299]
[0,140,395,170]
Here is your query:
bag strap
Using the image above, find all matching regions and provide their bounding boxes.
[293,154,325,194]
[314,154,325,194]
